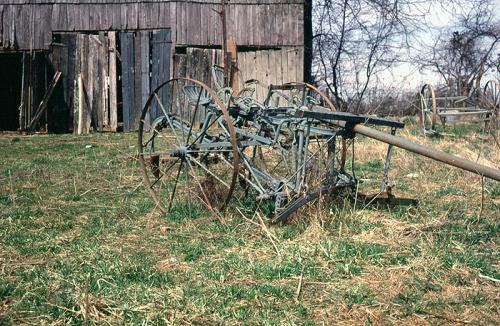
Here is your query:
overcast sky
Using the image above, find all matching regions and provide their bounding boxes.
[377,0,500,90]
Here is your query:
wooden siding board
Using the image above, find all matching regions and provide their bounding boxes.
[73,34,82,132]
[132,32,141,130]
[0,5,3,47]
[194,3,201,45]
[99,32,108,129]
[140,31,150,127]
[292,5,304,45]
[212,4,219,46]
[200,2,207,45]
[108,31,118,131]
[279,47,287,83]
[92,35,101,129]
[269,4,276,46]
[170,2,176,44]
[151,29,171,119]
[276,3,284,46]
[120,32,134,131]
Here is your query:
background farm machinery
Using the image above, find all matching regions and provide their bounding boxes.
[418,80,499,135]
[137,68,500,223]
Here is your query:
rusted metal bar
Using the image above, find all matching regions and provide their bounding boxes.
[438,111,491,116]
[435,96,468,100]
[437,106,477,111]
[353,124,500,182]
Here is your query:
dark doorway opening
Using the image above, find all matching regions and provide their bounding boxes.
[0,53,22,131]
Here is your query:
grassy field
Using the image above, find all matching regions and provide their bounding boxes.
[0,123,498,324]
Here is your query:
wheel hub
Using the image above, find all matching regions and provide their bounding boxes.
[170,146,188,160]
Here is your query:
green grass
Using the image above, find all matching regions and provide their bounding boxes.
[0,127,498,324]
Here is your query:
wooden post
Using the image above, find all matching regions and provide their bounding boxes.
[140,31,150,128]
[227,38,238,94]
[108,32,118,131]
[78,74,83,135]
[27,71,62,131]
[99,32,109,130]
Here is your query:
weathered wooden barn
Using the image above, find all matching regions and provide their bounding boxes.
[0,0,311,133]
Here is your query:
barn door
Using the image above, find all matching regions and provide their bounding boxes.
[50,32,114,134]
[74,33,110,133]
[120,29,171,131]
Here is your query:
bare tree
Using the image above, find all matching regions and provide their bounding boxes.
[419,0,499,95]
[312,0,425,112]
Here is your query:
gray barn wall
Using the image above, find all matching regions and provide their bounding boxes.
[0,0,307,132]
[0,0,304,51]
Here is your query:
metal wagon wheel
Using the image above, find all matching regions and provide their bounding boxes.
[419,84,437,134]
[483,80,500,130]
[138,78,239,214]
[484,80,499,111]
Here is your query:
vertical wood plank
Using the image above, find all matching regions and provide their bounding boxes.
[99,32,108,130]
[87,35,97,132]
[108,31,118,131]
[151,29,172,119]
[140,31,150,129]
[66,34,77,132]
[132,32,142,131]
[170,2,177,45]
[297,47,304,81]
[281,47,289,83]
[227,38,238,93]
[120,32,134,131]
[74,34,83,134]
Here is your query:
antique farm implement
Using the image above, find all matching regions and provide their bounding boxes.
[418,80,499,135]
[137,71,500,223]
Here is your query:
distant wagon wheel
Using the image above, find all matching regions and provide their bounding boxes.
[483,80,499,112]
[483,80,500,130]
[419,84,437,134]
[138,78,239,214]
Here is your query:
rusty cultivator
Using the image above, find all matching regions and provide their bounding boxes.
[137,69,500,223]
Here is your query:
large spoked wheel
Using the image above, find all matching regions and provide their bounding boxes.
[484,80,499,108]
[483,80,499,130]
[138,78,239,214]
[419,84,437,134]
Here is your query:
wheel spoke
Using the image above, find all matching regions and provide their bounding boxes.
[184,162,193,218]
[187,154,230,189]
[167,160,184,212]
[185,159,214,210]
[186,88,204,145]
[150,158,180,189]
[188,111,223,147]
[154,92,183,147]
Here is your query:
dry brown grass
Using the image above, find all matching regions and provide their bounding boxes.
[0,124,498,324]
